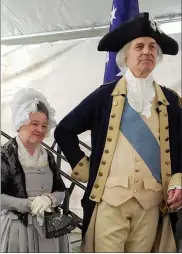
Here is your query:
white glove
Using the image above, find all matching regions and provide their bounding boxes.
[30,196,52,217]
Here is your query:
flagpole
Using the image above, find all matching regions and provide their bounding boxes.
[103,0,140,84]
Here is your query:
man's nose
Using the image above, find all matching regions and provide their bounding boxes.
[142,45,151,54]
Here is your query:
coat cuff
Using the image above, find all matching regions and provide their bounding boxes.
[168,185,182,191]
[168,173,182,191]
[71,156,89,183]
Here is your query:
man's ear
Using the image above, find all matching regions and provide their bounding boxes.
[124,56,128,66]
[124,49,129,66]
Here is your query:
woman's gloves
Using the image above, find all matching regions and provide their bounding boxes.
[28,192,64,217]
[28,195,52,217]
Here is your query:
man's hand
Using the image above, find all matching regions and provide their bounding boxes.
[167,189,182,209]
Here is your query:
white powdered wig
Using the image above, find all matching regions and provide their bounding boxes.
[116,41,163,71]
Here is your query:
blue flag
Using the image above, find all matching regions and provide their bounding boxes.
[103,0,139,83]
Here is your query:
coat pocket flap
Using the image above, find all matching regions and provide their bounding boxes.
[105,176,128,188]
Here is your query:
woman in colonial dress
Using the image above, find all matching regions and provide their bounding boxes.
[1,88,70,252]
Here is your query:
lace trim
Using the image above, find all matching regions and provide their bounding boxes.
[14,99,39,131]
[42,193,57,208]
[16,136,48,168]
[127,86,155,118]
[125,69,155,118]
[11,88,57,132]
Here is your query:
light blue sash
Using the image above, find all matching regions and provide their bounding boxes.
[120,99,161,182]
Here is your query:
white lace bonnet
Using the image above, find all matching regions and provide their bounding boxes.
[11,88,57,132]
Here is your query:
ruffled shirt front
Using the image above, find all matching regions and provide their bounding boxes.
[125,68,155,118]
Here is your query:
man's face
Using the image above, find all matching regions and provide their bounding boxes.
[125,37,158,78]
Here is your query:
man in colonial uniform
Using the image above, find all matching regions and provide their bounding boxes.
[55,12,182,252]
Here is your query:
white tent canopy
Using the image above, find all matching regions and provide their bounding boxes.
[1,0,181,220]
[1,0,181,44]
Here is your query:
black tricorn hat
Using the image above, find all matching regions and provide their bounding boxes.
[98,12,179,55]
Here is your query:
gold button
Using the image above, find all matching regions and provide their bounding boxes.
[79,162,83,167]
[101,161,106,165]
[165,126,169,130]
[111,113,116,118]
[107,138,112,142]
[74,171,79,175]
[98,172,103,176]
[165,137,169,141]
[135,157,140,162]
[163,112,168,117]
[133,190,137,193]
[165,149,170,153]
[109,126,113,130]
[94,184,99,188]
[91,195,95,199]
[165,161,171,165]
[113,101,118,106]
[104,149,109,154]
[134,179,139,183]
[166,173,171,177]
[163,99,167,104]
[135,169,139,172]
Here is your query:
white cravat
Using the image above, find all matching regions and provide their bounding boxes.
[125,68,155,118]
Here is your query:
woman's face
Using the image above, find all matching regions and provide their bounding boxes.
[19,112,48,145]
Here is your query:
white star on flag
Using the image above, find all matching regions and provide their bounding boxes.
[110,5,117,25]
[105,52,109,65]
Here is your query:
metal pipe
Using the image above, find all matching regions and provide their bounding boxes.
[1,14,181,45]
[79,140,92,151]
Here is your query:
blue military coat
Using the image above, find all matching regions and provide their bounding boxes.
[55,78,181,239]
